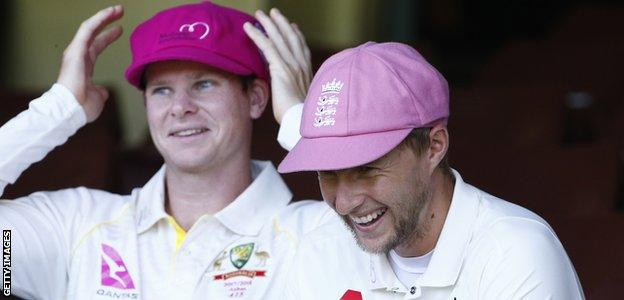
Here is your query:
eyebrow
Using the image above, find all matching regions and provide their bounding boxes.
[187,71,211,80]
[369,152,394,168]
[145,79,168,88]
[145,72,217,87]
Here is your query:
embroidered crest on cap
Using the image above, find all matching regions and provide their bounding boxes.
[314,78,343,127]
[179,22,210,39]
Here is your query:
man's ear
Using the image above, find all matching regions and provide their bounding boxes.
[248,78,270,119]
[427,124,449,174]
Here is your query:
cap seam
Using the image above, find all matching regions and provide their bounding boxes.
[322,51,356,69]
[363,49,424,125]
[345,51,358,135]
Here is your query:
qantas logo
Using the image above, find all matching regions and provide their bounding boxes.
[101,244,135,290]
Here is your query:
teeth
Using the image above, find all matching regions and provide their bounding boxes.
[351,208,386,225]
[173,128,206,137]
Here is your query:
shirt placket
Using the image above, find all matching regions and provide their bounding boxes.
[165,217,216,298]
[188,218,245,298]
[403,285,422,299]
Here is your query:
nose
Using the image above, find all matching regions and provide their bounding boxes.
[170,91,198,117]
[323,175,365,216]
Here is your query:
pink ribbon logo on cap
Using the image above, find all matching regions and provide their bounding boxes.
[179,22,210,39]
[101,244,136,289]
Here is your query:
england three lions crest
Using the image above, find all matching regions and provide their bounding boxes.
[313,78,343,128]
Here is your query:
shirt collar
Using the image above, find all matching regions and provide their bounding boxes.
[214,160,292,236]
[418,169,480,287]
[135,160,292,235]
[370,253,408,293]
[368,169,480,290]
[136,165,168,234]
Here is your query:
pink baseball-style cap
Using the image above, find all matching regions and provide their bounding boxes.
[278,42,449,173]
[124,1,269,89]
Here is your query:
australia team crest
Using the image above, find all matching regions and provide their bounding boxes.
[211,242,270,297]
[230,243,254,269]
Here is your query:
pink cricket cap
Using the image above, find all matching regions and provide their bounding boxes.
[278,42,449,173]
[124,1,269,89]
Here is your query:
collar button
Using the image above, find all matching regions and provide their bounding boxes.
[410,286,417,295]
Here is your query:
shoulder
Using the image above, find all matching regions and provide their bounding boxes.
[462,189,583,297]
[12,186,131,208]
[1,187,137,258]
[464,218,583,298]
[464,181,546,223]
[465,186,562,258]
[476,216,562,258]
[470,187,557,251]
[273,200,360,258]
[288,205,362,265]
[285,210,370,299]
[40,186,132,207]
[7,187,136,226]
[275,199,341,235]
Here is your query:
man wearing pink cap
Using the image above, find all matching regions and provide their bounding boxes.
[0,2,327,299]
[276,42,584,299]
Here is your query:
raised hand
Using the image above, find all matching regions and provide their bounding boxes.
[56,5,124,123]
[244,8,312,124]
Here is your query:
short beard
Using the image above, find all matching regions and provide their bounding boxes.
[341,183,431,254]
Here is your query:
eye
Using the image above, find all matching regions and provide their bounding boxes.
[194,80,214,91]
[356,166,379,175]
[318,171,337,180]
[149,86,172,96]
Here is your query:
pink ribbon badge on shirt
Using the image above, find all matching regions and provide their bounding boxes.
[101,244,136,289]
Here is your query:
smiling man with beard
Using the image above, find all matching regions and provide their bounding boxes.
[329,143,439,256]
[276,42,585,299]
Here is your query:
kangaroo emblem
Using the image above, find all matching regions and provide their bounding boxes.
[212,251,227,271]
[254,250,270,267]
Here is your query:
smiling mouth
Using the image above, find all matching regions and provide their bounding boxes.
[350,208,387,227]
[169,128,209,137]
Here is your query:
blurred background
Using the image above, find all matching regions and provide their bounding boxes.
[0,0,622,298]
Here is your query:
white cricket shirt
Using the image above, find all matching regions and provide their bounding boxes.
[0,85,335,300]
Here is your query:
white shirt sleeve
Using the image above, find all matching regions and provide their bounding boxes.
[0,83,86,195]
[0,84,87,299]
[276,103,303,151]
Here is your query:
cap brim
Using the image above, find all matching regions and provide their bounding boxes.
[125,46,258,88]
[278,128,413,173]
